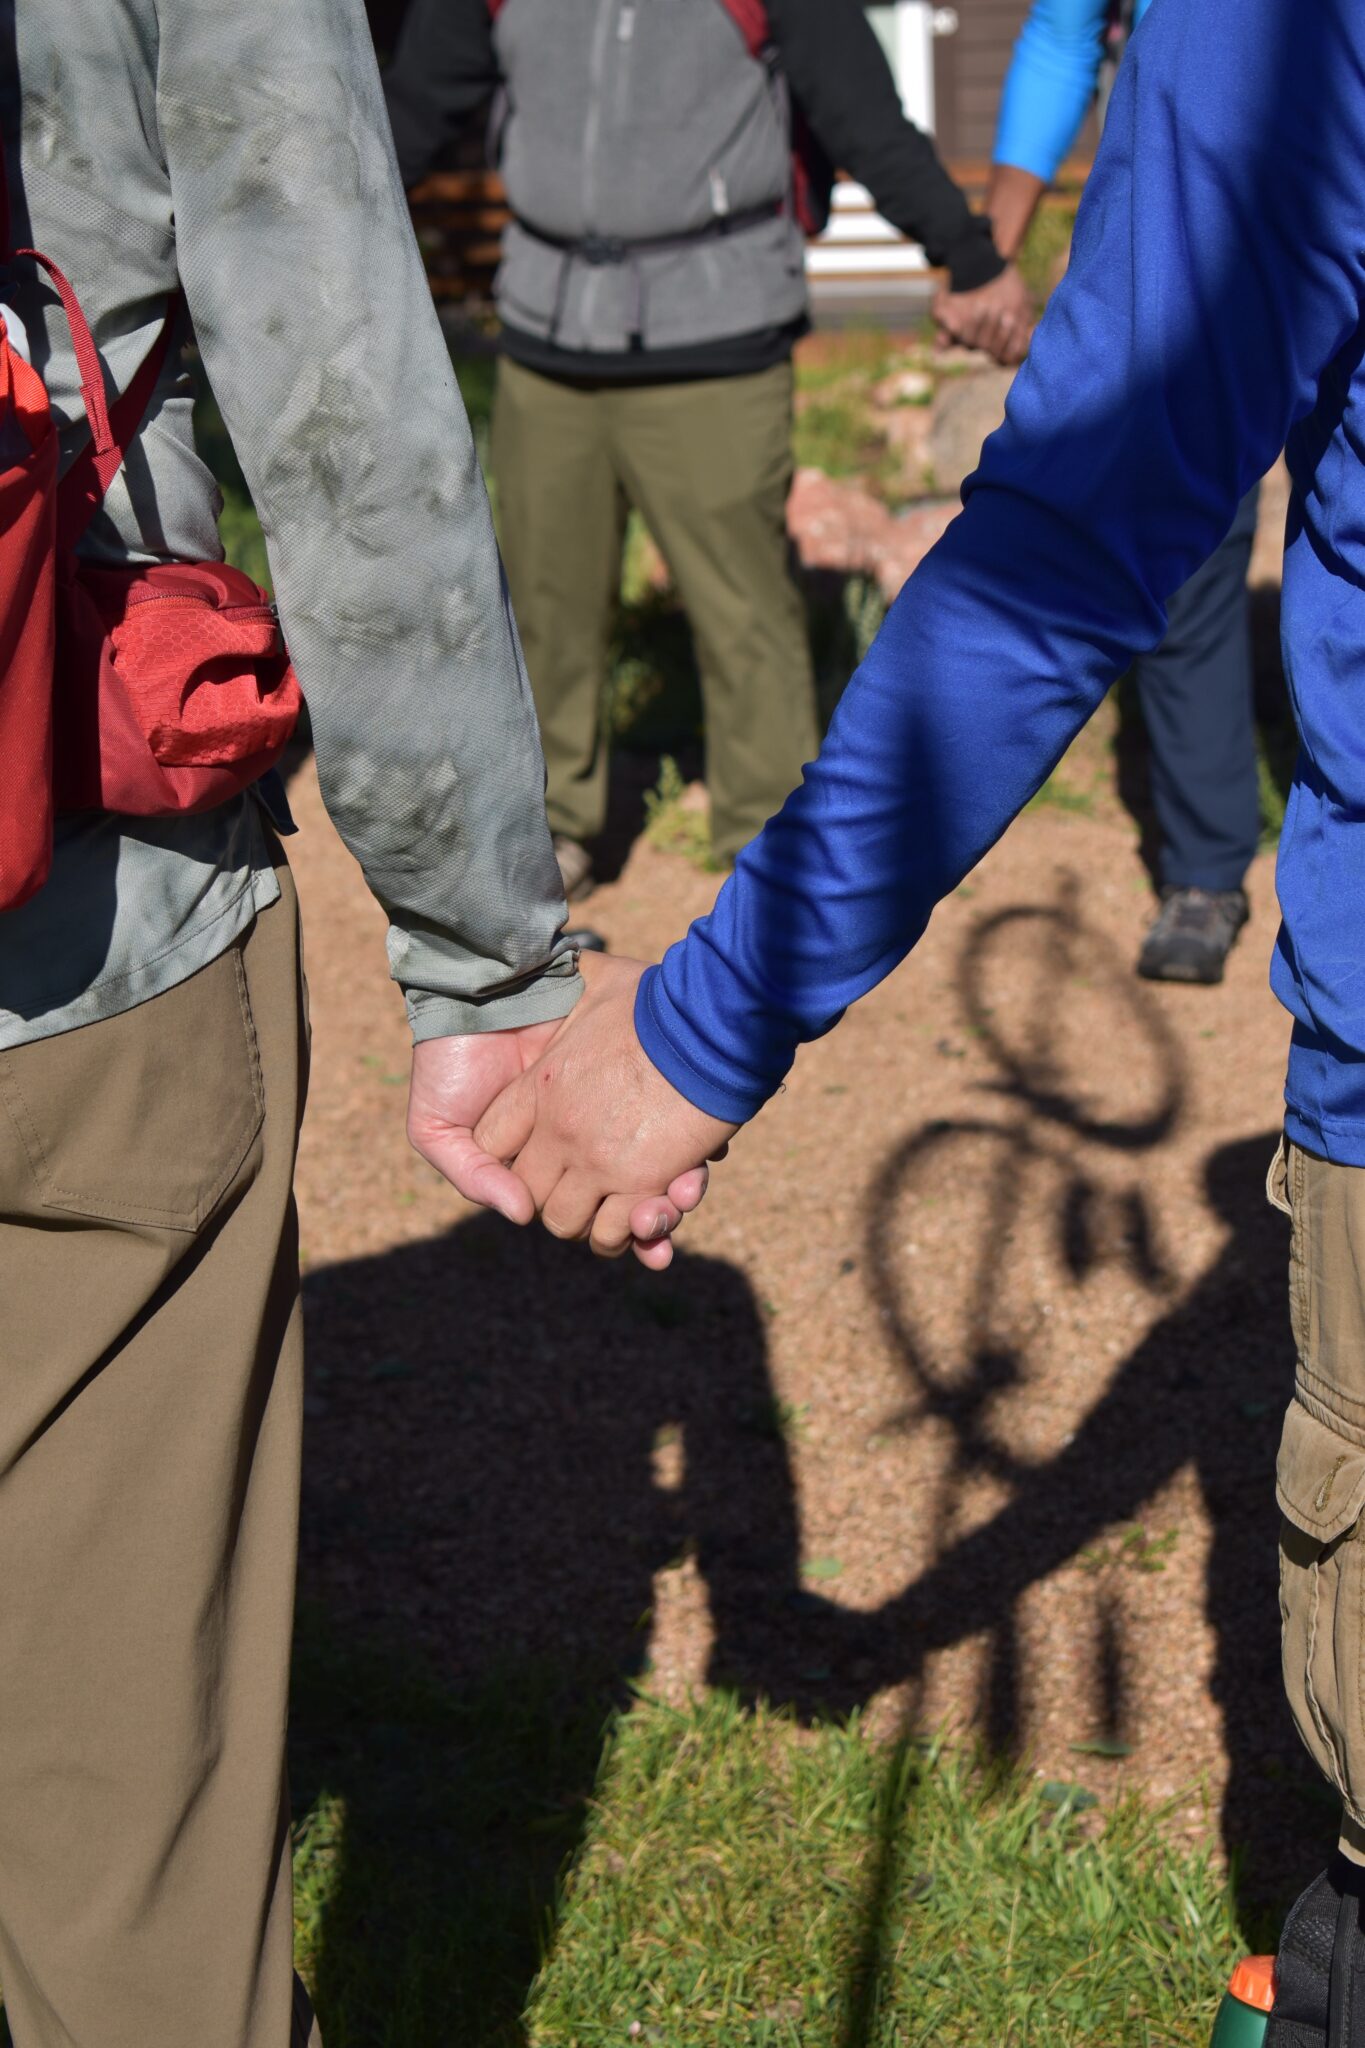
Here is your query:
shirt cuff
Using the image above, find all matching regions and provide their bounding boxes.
[405,961,582,1042]
[634,964,786,1126]
[944,218,1008,293]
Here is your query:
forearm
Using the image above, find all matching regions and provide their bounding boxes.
[992,0,1107,185]
[160,0,577,1035]
[985,163,1047,263]
[640,0,1361,1121]
[772,0,1003,292]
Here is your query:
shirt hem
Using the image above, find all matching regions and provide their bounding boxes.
[0,865,280,1052]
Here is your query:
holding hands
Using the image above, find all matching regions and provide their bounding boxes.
[409,953,737,1268]
[931,260,1034,365]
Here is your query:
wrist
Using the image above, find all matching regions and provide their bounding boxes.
[944,217,1008,294]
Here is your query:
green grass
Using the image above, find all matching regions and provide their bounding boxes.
[641,755,719,867]
[287,1615,1246,2048]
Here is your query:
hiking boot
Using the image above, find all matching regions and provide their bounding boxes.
[552,834,595,904]
[1137,886,1249,985]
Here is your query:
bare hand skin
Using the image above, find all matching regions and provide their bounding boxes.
[408,1022,569,1224]
[473,952,738,1268]
[932,260,1035,366]
[984,162,1048,264]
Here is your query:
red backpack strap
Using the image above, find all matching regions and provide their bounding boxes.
[14,252,180,555]
[714,0,772,62]
[51,290,180,554]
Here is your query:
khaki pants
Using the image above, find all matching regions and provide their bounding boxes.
[0,868,318,2046]
[492,355,820,865]
[1272,1137,1365,1864]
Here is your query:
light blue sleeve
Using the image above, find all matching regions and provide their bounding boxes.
[992,0,1111,182]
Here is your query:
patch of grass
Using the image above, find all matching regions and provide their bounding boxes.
[642,755,720,870]
[1079,1526,1181,1577]
[792,397,900,497]
[289,1608,619,2048]
[1017,205,1078,305]
[1027,774,1097,817]
[607,596,704,753]
[524,1698,1243,2047]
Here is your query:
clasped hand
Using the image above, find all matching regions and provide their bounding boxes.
[407,953,737,1269]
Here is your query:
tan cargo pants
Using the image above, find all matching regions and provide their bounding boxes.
[492,355,821,866]
[0,864,319,2046]
[1272,1136,1365,1865]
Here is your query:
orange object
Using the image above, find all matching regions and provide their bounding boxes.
[1228,1957,1277,2014]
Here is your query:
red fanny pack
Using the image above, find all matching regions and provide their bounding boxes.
[0,164,301,911]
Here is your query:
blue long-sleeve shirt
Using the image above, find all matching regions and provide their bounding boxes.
[994,0,1154,185]
[635,0,1365,1167]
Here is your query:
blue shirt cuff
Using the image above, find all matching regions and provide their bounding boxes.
[634,965,780,1126]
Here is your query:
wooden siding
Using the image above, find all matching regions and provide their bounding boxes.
[934,0,1099,166]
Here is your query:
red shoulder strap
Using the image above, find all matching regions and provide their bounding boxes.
[0,133,180,551]
[50,288,180,555]
[714,0,771,62]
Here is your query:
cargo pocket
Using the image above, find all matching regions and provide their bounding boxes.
[1278,1399,1365,1819]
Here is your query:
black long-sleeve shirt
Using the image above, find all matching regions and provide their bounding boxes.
[385,0,1005,380]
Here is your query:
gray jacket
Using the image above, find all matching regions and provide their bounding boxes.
[493,0,808,354]
[0,0,579,1050]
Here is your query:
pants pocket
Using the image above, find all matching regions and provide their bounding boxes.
[0,937,265,1234]
[1278,1399,1365,1820]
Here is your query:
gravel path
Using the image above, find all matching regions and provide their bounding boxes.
[291,676,1326,1912]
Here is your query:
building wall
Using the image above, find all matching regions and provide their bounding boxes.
[931,0,1099,166]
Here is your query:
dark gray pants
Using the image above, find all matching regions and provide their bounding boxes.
[1135,483,1262,893]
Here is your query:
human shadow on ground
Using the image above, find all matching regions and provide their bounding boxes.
[290,876,1317,2041]
[840,883,1326,1952]
[292,1214,837,2042]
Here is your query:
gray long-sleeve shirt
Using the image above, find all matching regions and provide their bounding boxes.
[0,0,579,1049]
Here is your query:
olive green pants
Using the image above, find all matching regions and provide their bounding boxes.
[0,869,318,2046]
[1271,1137,1365,1865]
[492,355,820,864]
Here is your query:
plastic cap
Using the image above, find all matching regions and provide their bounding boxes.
[1228,1957,1277,2013]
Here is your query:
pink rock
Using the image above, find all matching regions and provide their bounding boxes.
[879,404,933,489]
[787,467,896,576]
[786,468,959,599]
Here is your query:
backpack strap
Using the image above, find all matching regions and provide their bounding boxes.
[0,136,181,553]
[50,286,180,555]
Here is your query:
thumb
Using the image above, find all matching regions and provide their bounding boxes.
[473,1067,539,1164]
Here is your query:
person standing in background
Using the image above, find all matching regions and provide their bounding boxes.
[942,0,1264,986]
[385,0,1032,905]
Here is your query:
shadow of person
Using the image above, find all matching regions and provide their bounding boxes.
[291,1212,832,2039]
[829,881,1323,1931]
[854,1130,1323,1934]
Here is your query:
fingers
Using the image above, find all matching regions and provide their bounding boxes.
[594,1192,681,1259]
[541,1168,612,1242]
[410,1127,536,1226]
[473,1069,538,1165]
[666,1164,709,1213]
